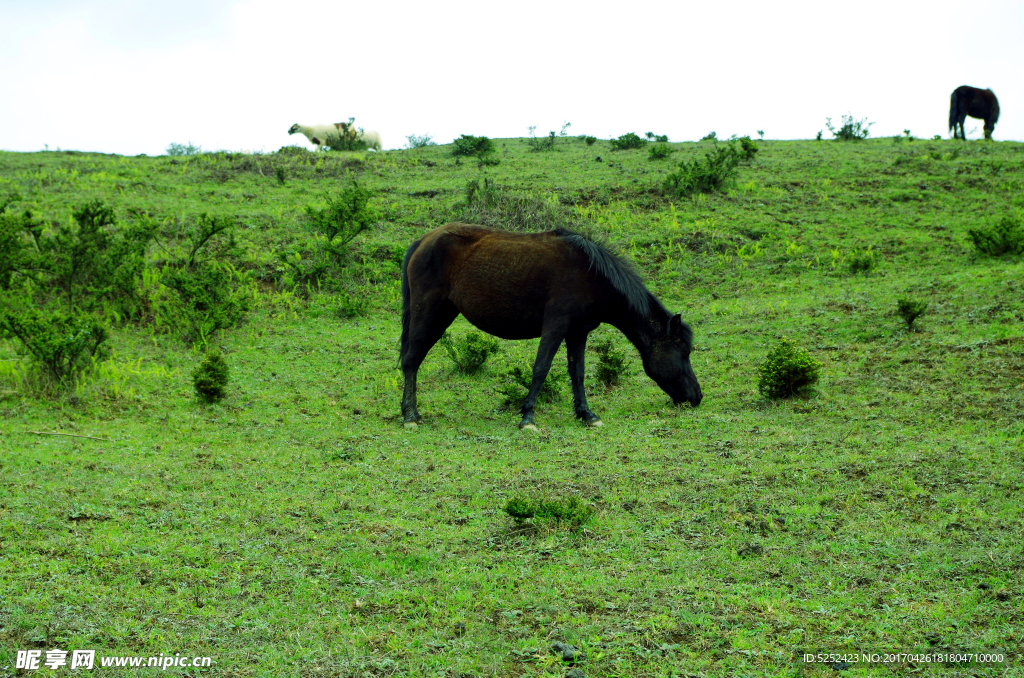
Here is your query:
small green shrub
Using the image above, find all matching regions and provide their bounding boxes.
[737,136,758,161]
[527,122,571,152]
[166,142,202,156]
[496,365,565,405]
[405,134,436,149]
[44,200,154,316]
[700,131,717,142]
[303,181,377,262]
[896,298,928,330]
[825,114,873,141]
[591,338,629,387]
[503,494,594,527]
[451,134,498,166]
[757,338,820,399]
[847,248,876,274]
[335,290,370,318]
[274,167,286,185]
[579,135,597,146]
[967,217,1024,256]
[662,144,743,198]
[192,352,229,402]
[324,118,367,152]
[648,143,673,160]
[609,133,646,151]
[0,306,108,389]
[439,331,501,374]
[645,132,669,142]
[815,130,823,141]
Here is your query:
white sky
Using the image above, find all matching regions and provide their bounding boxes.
[1,0,1022,154]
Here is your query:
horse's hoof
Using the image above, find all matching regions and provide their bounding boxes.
[520,423,538,431]
[403,421,419,429]
[586,419,604,428]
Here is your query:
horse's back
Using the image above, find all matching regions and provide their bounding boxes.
[407,224,602,340]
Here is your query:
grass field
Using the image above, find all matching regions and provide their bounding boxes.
[1,132,1022,677]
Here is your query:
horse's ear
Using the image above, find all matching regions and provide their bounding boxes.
[669,313,682,335]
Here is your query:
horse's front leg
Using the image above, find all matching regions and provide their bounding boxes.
[566,331,601,426]
[519,331,565,430]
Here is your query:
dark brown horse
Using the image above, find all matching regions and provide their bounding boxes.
[949,86,1000,140]
[400,223,702,429]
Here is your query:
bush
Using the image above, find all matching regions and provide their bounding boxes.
[324,118,367,152]
[700,131,717,142]
[0,196,39,292]
[164,262,250,345]
[737,136,758,161]
[439,331,501,374]
[825,114,873,141]
[645,132,669,143]
[0,306,107,389]
[405,134,436,149]
[503,494,593,527]
[304,181,377,262]
[579,135,598,146]
[43,200,154,316]
[496,365,566,406]
[662,144,743,198]
[896,298,928,330]
[451,134,498,166]
[166,142,202,156]
[192,352,229,402]
[609,133,646,151]
[847,247,876,274]
[648,143,673,160]
[335,290,370,319]
[757,338,820,399]
[527,122,571,152]
[591,338,629,387]
[967,217,1024,256]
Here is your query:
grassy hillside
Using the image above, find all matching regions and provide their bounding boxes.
[1,134,1022,677]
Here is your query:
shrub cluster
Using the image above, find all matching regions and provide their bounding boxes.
[590,338,629,387]
[192,352,229,402]
[967,217,1024,256]
[439,331,501,374]
[496,365,566,406]
[826,114,873,141]
[662,143,745,198]
[609,133,646,151]
[503,494,594,527]
[757,338,820,399]
[648,144,673,161]
[405,134,436,149]
[896,298,928,330]
[451,135,499,166]
[526,122,571,152]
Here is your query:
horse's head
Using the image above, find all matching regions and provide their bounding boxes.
[287,124,300,135]
[643,313,702,407]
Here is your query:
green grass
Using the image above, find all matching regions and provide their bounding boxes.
[1,136,1022,676]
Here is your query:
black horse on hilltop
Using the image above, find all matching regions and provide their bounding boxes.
[949,86,1000,140]
[399,223,702,429]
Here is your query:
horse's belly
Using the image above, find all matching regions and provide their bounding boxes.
[459,306,545,340]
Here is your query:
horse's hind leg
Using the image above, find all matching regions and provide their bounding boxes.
[400,295,458,426]
[566,331,601,426]
[519,325,569,430]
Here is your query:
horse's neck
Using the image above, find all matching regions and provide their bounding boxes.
[605,305,667,358]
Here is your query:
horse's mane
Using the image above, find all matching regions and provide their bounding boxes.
[554,228,661,317]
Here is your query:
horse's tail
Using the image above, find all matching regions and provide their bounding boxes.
[948,90,959,133]
[400,237,424,355]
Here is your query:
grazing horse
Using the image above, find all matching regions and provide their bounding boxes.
[399,223,702,429]
[949,86,1000,140]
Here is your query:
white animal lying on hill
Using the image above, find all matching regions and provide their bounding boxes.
[287,122,382,151]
